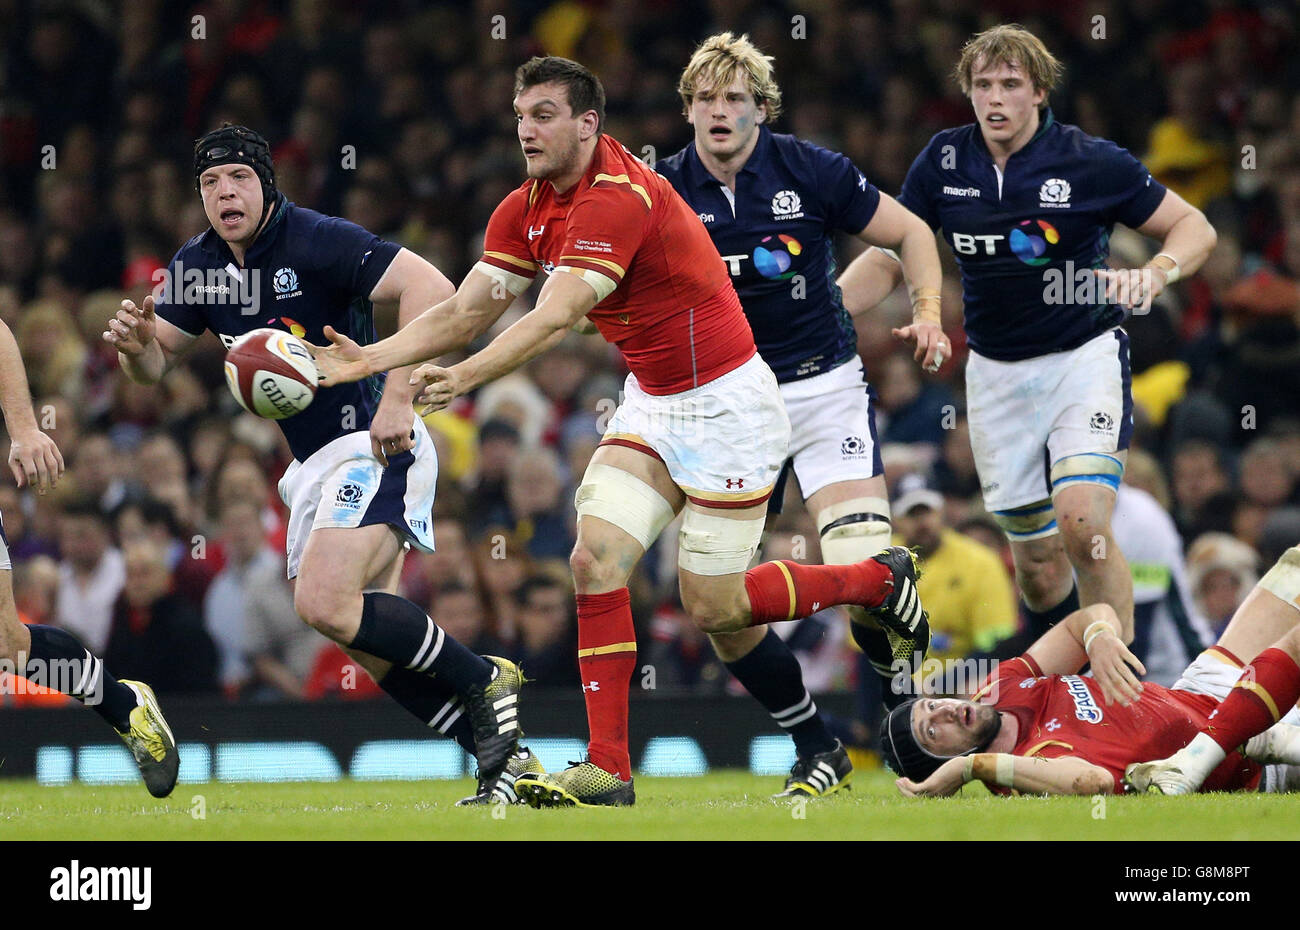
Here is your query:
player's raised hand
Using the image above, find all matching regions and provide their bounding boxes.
[103,296,158,356]
[1094,267,1166,314]
[1085,627,1146,707]
[7,427,64,495]
[311,326,371,386]
[892,320,949,373]
[896,756,967,798]
[411,364,460,415]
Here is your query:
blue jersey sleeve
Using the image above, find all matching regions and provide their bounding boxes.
[811,145,881,234]
[151,245,208,337]
[1099,143,1168,230]
[305,215,402,297]
[897,140,941,231]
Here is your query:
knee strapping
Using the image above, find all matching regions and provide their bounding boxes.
[994,499,1058,542]
[1050,452,1124,496]
[574,462,676,550]
[816,497,892,565]
[678,508,765,576]
[1260,547,1300,606]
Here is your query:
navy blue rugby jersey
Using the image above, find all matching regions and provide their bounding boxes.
[154,195,401,462]
[897,109,1167,361]
[657,126,880,382]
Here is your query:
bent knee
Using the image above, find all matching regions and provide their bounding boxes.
[293,585,352,640]
[569,543,627,593]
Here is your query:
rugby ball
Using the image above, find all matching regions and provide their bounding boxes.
[223,328,318,419]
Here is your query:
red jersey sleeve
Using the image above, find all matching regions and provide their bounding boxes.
[971,654,1042,703]
[557,178,651,292]
[479,187,540,283]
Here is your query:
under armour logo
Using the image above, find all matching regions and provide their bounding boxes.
[725,478,744,489]
[582,681,601,692]
[1046,718,1062,732]
[528,225,545,240]
[810,602,821,612]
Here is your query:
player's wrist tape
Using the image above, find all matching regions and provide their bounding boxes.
[970,754,1016,787]
[1150,252,1181,283]
[962,756,975,783]
[912,288,942,323]
[1082,620,1114,655]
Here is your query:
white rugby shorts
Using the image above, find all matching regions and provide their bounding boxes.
[278,417,437,579]
[600,352,790,509]
[772,356,883,507]
[966,327,1132,514]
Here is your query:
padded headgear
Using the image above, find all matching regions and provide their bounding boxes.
[194,124,277,232]
[880,698,1001,782]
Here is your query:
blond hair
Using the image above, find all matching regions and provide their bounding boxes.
[678,32,782,122]
[954,24,1063,98]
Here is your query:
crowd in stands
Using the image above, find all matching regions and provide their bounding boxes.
[2,1,1298,750]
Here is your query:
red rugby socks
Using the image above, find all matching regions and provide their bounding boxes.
[744,559,891,625]
[1207,648,1300,753]
[576,588,637,780]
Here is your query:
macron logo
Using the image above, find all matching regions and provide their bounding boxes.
[942,185,980,198]
[50,860,152,910]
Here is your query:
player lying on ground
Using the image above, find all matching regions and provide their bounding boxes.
[104,125,531,802]
[656,32,946,797]
[885,549,1300,795]
[840,24,1217,645]
[1126,546,1300,794]
[314,56,928,807]
[0,317,178,797]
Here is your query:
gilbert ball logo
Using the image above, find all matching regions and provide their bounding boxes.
[50,860,151,910]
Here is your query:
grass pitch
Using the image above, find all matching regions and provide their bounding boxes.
[2,770,1298,840]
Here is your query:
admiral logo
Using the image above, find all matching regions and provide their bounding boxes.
[50,860,151,910]
[943,185,980,198]
[1062,675,1103,723]
[771,189,803,219]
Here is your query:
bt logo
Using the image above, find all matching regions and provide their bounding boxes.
[1009,219,1060,266]
[719,234,803,279]
[951,219,1061,266]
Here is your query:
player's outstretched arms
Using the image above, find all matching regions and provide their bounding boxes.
[410,270,598,413]
[0,320,64,494]
[899,753,1114,797]
[103,295,196,385]
[315,267,518,387]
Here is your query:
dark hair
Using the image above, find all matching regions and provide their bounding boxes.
[514,57,605,133]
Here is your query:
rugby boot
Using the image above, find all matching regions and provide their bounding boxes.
[462,656,525,787]
[118,680,180,799]
[515,761,635,808]
[456,745,545,806]
[772,739,853,798]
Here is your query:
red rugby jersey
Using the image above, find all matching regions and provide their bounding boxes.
[478,134,755,395]
[972,655,1260,794]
